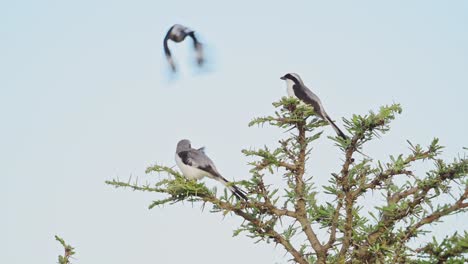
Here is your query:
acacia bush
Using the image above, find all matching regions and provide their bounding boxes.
[107,97,468,263]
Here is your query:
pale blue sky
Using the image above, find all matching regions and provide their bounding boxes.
[1,1,468,263]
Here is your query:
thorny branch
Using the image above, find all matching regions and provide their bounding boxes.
[107,98,468,263]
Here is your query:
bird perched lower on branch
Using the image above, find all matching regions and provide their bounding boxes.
[175,139,248,201]
[280,73,347,139]
[163,24,204,72]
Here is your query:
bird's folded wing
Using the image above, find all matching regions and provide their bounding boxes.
[293,84,326,119]
[178,149,219,176]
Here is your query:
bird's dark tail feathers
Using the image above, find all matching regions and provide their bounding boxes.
[325,115,348,139]
[217,176,248,201]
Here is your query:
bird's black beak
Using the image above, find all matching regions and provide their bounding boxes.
[280,76,286,80]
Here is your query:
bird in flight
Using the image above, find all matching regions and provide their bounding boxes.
[175,139,248,200]
[280,73,347,139]
[163,24,204,72]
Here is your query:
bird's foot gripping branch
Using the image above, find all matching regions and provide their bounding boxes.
[106,97,468,264]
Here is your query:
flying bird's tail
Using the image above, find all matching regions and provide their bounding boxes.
[324,115,348,139]
[216,175,248,201]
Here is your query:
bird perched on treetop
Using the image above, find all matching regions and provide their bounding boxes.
[175,139,248,201]
[280,73,347,139]
[163,24,204,72]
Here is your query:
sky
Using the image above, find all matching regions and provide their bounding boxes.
[1,1,468,263]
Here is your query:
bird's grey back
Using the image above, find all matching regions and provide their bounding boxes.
[171,24,186,34]
[302,84,323,106]
[186,149,216,168]
[170,24,192,41]
[176,139,217,170]
[288,73,320,102]
[301,83,327,118]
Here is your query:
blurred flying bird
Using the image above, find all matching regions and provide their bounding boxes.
[163,24,204,72]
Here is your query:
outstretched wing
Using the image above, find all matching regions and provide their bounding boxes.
[188,32,204,66]
[163,26,174,57]
[163,26,176,72]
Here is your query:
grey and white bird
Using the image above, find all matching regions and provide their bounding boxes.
[280,73,347,139]
[175,139,248,200]
[163,24,204,72]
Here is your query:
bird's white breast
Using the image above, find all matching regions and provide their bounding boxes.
[285,79,296,98]
[175,153,207,180]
